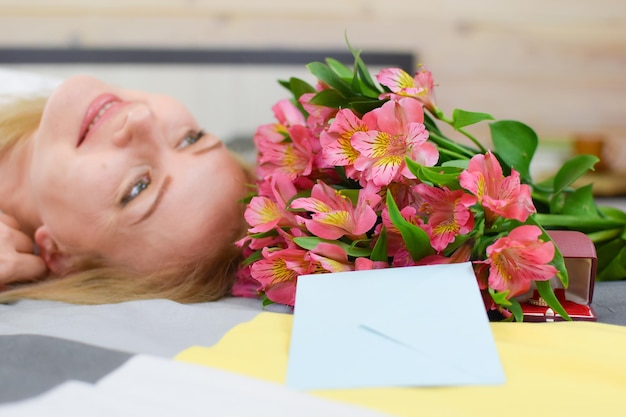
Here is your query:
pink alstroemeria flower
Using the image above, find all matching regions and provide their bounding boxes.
[483,225,557,298]
[459,151,535,223]
[416,243,473,266]
[352,98,438,187]
[272,98,307,129]
[355,257,389,270]
[256,124,315,180]
[391,247,418,267]
[244,197,285,233]
[231,264,262,299]
[413,183,477,252]
[299,92,338,137]
[291,181,381,240]
[250,247,311,306]
[320,108,369,176]
[253,99,306,145]
[307,243,354,273]
[377,67,437,113]
[244,174,298,233]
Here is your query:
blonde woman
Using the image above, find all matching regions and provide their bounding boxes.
[0,75,250,304]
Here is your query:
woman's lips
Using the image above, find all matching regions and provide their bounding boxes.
[77,93,124,146]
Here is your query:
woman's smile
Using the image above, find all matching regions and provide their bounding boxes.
[78,93,126,146]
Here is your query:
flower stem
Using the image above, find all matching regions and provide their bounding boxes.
[438,147,472,161]
[586,228,624,244]
[456,127,488,153]
[534,214,626,230]
[427,131,476,158]
[429,108,488,153]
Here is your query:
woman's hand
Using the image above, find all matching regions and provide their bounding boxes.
[0,212,47,286]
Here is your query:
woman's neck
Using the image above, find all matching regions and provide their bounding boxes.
[0,139,41,237]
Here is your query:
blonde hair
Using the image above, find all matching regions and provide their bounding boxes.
[0,94,46,153]
[0,95,248,305]
[0,243,243,304]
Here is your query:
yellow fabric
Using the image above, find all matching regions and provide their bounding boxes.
[176,312,626,417]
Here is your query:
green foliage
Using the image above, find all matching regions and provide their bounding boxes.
[370,226,389,263]
[306,61,354,97]
[536,280,571,320]
[452,109,495,129]
[385,192,434,261]
[405,158,463,189]
[489,120,538,182]
[553,154,600,195]
[562,185,599,217]
[293,236,372,258]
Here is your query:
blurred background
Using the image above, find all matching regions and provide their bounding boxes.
[0,0,624,185]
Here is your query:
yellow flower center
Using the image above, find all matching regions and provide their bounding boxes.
[397,71,417,90]
[320,211,350,227]
[272,260,298,283]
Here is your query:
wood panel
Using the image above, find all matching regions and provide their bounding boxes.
[0,0,624,168]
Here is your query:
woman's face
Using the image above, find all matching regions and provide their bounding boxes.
[29,75,248,274]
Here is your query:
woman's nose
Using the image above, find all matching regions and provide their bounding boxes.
[111,104,158,148]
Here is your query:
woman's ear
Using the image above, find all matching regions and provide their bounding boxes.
[34,226,75,276]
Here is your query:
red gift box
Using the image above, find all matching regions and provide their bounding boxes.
[517,230,597,322]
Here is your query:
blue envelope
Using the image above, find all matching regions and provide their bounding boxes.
[286,262,506,390]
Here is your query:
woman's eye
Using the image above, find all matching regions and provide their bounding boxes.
[177,130,205,149]
[121,174,151,206]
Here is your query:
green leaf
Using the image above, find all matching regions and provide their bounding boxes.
[489,288,511,306]
[293,236,372,258]
[325,57,353,79]
[441,159,469,170]
[507,298,524,322]
[371,226,388,262]
[353,66,381,98]
[596,237,626,270]
[552,154,600,195]
[535,280,571,321]
[346,39,381,98]
[262,295,275,307]
[349,99,385,116]
[598,205,626,221]
[241,249,263,267]
[306,61,354,97]
[597,245,626,281]
[452,109,495,129]
[286,77,316,100]
[562,184,600,217]
[489,120,538,182]
[405,158,463,189]
[309,89,349,108]
[248,230,279,239]
[549,192,566,214]
[386,192,434,261]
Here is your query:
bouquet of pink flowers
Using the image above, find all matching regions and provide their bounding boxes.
[234,44,626,321]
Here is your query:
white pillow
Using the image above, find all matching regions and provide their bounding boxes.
[0,67,60,100]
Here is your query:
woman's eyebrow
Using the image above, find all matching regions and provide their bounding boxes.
[132,175,172,225]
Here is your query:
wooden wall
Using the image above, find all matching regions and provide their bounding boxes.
[0,0,624,168]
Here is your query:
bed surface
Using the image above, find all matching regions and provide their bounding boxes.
[1,280,625,416]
